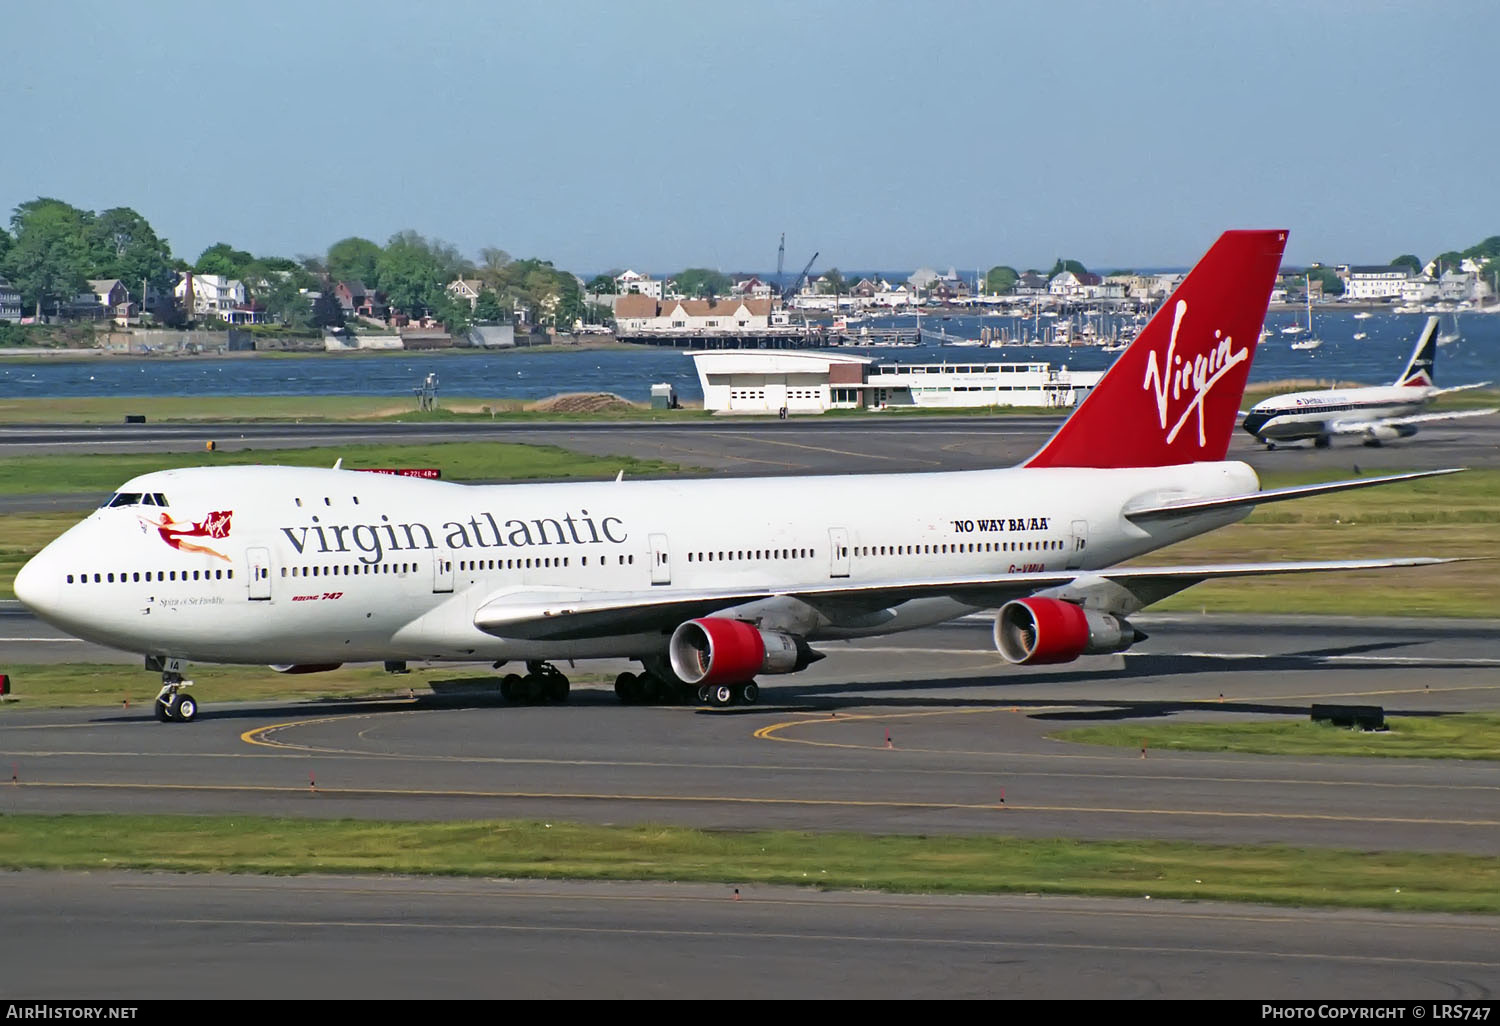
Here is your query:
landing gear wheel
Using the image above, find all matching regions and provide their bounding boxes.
[615,672,639,705]
[501,673,524,702]
[738,682,759,706]
[1266,443,1277,451]
[1314,436,1331,449]
[523,674,545,704]
[697,685,711,705]
[154,676,195,724]
[710,684,734,708]
[172,693,198,722]
[549,677,569,703]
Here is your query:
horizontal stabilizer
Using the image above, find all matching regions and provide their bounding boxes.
[1432,381,1492,396]
[1122,468,1463,521]
[1330,409,1497,434]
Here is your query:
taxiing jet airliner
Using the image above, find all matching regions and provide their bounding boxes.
[1241,315,1496,448]
[13,230,1463,721]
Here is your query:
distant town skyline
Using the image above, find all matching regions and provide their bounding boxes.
[4,2,1496,275]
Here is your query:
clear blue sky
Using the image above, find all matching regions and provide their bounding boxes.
[4,1,1495,276]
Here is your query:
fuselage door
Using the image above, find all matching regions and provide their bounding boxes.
[247,547,272,601]
[1066,520,1089,570]
[828,527,850,578]
[649,533,671,585]
[433,547,454,593]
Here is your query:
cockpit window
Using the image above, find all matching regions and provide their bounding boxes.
[101,492,169,509]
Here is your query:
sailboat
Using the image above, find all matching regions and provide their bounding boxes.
[1288,277,1321,350]
[1437,313,1461,347]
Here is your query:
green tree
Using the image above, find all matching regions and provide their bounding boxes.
[0,225,10,265]
[326,236,383,287]
[194,242,253,278]
[260,274,314,330]
[1048,258,1089,277]
[312,289,345,329]
[984,265,1018,294]
[1461,236,1500,261]
[1390,254,1422,275]
[376,230,468,318]
[1307,266,1344,296]
[89,207,175,304]
[479,247,511,274]
[5,198,95,318]
[586,273,617,294]
[472,289,506,322]
[673,267,732,299]
[1431,250,1464,274]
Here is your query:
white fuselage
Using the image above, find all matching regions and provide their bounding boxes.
[15,462,1258,667]
[1244,384,1434,442]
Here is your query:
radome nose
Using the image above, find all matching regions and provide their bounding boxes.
[13,552,58,616]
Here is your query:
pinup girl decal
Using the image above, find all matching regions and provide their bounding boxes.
[140,510,234,563]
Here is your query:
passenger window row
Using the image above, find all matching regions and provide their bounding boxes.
[68,568,233,584]
[847,540,1065,557]
[687,548,811,563]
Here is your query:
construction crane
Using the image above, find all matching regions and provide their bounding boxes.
[776,233,785,293]
[782,250,818,302]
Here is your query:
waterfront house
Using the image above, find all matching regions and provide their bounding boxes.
[614,269,663,299]
[334,280,387,320]
[1013,272,1050,297]
[446,277,486,310]
[615,295,772,333]
[1339,265,1409,300]
[0,277,21,322]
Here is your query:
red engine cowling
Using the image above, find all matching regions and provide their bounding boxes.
[269,663,343,674]
[668,618,801,686]
[993,598,1141,665]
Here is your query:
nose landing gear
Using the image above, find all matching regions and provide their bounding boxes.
[154,674,197,723]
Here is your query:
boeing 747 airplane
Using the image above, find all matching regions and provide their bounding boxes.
[1241,315,1495,448]
[13,230,1462,720]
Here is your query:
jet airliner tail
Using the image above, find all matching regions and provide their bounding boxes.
[1025,229,1288,469]
[1394,316,1439,387]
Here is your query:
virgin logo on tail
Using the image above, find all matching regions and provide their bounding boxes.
[1025,229,1286,470]
[1142,300,1249,447]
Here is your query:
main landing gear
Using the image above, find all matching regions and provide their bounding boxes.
[153,673,198,723]
[615,663,760,708]
[499,661,571,705]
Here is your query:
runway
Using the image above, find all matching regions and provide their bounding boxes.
[4,416,1498,998]
[4,872,1497,999]
[3,612,1499,997]
[3,611,1498,853]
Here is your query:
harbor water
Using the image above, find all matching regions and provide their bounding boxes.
[1,310,1495,403]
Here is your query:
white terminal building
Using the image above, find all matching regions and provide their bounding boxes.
[688,350,1102,414]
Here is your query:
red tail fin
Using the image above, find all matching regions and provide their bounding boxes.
[1025,230,1287,469]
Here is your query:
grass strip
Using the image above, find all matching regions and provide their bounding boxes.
[1052,715,1500,761]
[0,813,1496,914]
[1142,469,1498,618]
[0,441,686,496]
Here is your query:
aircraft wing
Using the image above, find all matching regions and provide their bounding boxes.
[1329,408,1498,434]
[472,557,1460,640]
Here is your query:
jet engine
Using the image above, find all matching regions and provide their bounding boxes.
[668,618,812,685]
[269,663,343,674]
[993,598,1144,665]
[1363,424,1419,444]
